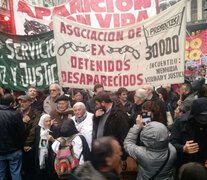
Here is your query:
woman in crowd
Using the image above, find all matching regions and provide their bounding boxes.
[142,100,167,125]
[124,115,177,180]
[51,120,90,179]
[34,114,53,180]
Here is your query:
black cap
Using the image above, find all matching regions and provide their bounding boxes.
[190,98,207,122]
[55,94,70,103]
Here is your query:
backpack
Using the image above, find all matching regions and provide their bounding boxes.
[54,135,81,179]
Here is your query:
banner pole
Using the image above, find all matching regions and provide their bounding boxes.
[9,0,16,34]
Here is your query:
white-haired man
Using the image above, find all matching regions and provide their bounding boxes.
[142,84,167,125]
[71,102,93,150]
[130,88,147,127]
[43,83,65,114]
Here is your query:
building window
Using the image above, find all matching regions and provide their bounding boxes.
[191,0,197,22]
[203,0,207,20]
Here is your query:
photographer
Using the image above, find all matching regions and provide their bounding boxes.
[124,115,176,180]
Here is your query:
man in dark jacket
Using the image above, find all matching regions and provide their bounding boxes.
[93,92,129,161]
[170,98,207,174]
[85,83,104,114]
[17,95,41,180]
[73,136,122,180]
[142,84,167,125]
[0,94,25,180]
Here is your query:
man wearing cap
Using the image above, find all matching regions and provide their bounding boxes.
[17,95,41,180]
[170,98,207,175]
[49,94,73,128]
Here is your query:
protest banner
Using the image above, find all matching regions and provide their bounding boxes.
[54,0,187,91]
[13,0,158,35]
[0,31,58,91]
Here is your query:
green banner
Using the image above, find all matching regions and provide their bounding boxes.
[0,31,58,91]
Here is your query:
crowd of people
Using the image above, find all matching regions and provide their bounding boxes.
[0,76,207,180]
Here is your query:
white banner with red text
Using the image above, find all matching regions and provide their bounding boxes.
[12,0,158,35]
[54,0,186,91]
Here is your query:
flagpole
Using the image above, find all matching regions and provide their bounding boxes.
[9,0,16,34]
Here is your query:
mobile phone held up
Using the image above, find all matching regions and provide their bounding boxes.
[141,112,151,125]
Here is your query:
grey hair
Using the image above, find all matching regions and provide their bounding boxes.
[135,88,148,100]
[73,102,86,112]
[50,83,62,91]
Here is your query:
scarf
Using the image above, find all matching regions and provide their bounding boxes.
[75,112,87,124]
[38,114,51,169]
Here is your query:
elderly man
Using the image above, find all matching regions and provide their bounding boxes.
[142,84,167,125]
[17,95,41,180]
[43,83,63,114]
[130,88,147,127]
[71,102,93,150]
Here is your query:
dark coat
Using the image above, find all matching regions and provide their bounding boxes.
[34,125,60,180]
[31,97,43,113]
[130,102,146,127]
[93,102,129,160]
[170,111,207,167]
[0,105,25,155]
[86,97,96,114]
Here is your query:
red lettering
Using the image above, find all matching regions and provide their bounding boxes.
[86,74,93,85]
[78,58,84,69]
[17,1,35,18]
[108,61,114,72]
[121,13,135,26]
[73,72,79,83]
[134,0,151,10]
[94,75,100,84]
[70,0,85,14]
[68,72,72,83]
[71,56,77,68]
[77,15,91,25]
[35,7,50,19]
[80,73,86,84]
[91,44,96,55]
[60,22,66,34]
[123,75,129,86]
[137,11,149,22]
[100,75,107,86]
[114,14,120,28]
[96,14,112,28]
[108,76,113,86]
[130,75,136,85]
[137,73,143,85]
[53,5,70,17]
[124,59,130,70]
[98,45,105,55]
[116,0,133,12]
[106,0,114,12]
[90,60,95,71]
[91,0,106,12]
[96,60,103,71]
[61,71,66,82]
[66,25,73,35]
[116,60,123,71]
[114,76,119,86]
